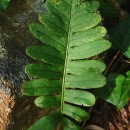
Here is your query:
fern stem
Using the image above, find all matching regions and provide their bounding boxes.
[61,1,73,113]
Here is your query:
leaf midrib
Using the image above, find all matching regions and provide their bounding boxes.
[61,0,73,113]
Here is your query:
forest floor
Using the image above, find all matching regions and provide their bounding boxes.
[0,0,130,130]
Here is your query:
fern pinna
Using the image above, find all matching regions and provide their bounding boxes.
[23,0,111,129]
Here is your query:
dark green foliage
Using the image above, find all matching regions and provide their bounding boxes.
[109,16,130,58]
[94,71,130,109]
[0,0,10,11]
[117,0,128,5]
[98,0,119,19]
[23,0,111,129]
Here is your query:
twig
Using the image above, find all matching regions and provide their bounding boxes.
[104,51,121,75]
[123,60,130,64]
[82,106,94,129]
[118,60,130,73]
[109,0,127,19]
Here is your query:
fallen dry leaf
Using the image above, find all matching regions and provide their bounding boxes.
[84,125,105,130]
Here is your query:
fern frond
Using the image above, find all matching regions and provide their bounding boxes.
[23,0,111,129]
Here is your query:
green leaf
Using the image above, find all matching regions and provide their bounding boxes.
[109,16,130,58]
[64,89,95,107]
[63,104,89,122]
[65,74,106,89]
[35,95,61,108]
[94,72,130,109]
[28,113,80,130]
[23,79,61,96]
[23,0,111,129]
[68,40,110,59]
[0,0,10,11]
[25,63,63,79]
[67,60,106,74]
[70,26,107,47]
[26,45,64,65]
[28,112,62,130]
[29,23,66,52]
[63,118,81,130]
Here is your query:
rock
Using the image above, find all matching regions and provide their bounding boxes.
[0,0,48,130]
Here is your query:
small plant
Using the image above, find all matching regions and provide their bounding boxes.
[94,71,130,109]
[23,0,111,129]
[23,0,130,129]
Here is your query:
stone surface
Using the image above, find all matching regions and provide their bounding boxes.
[0,0,47,129]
